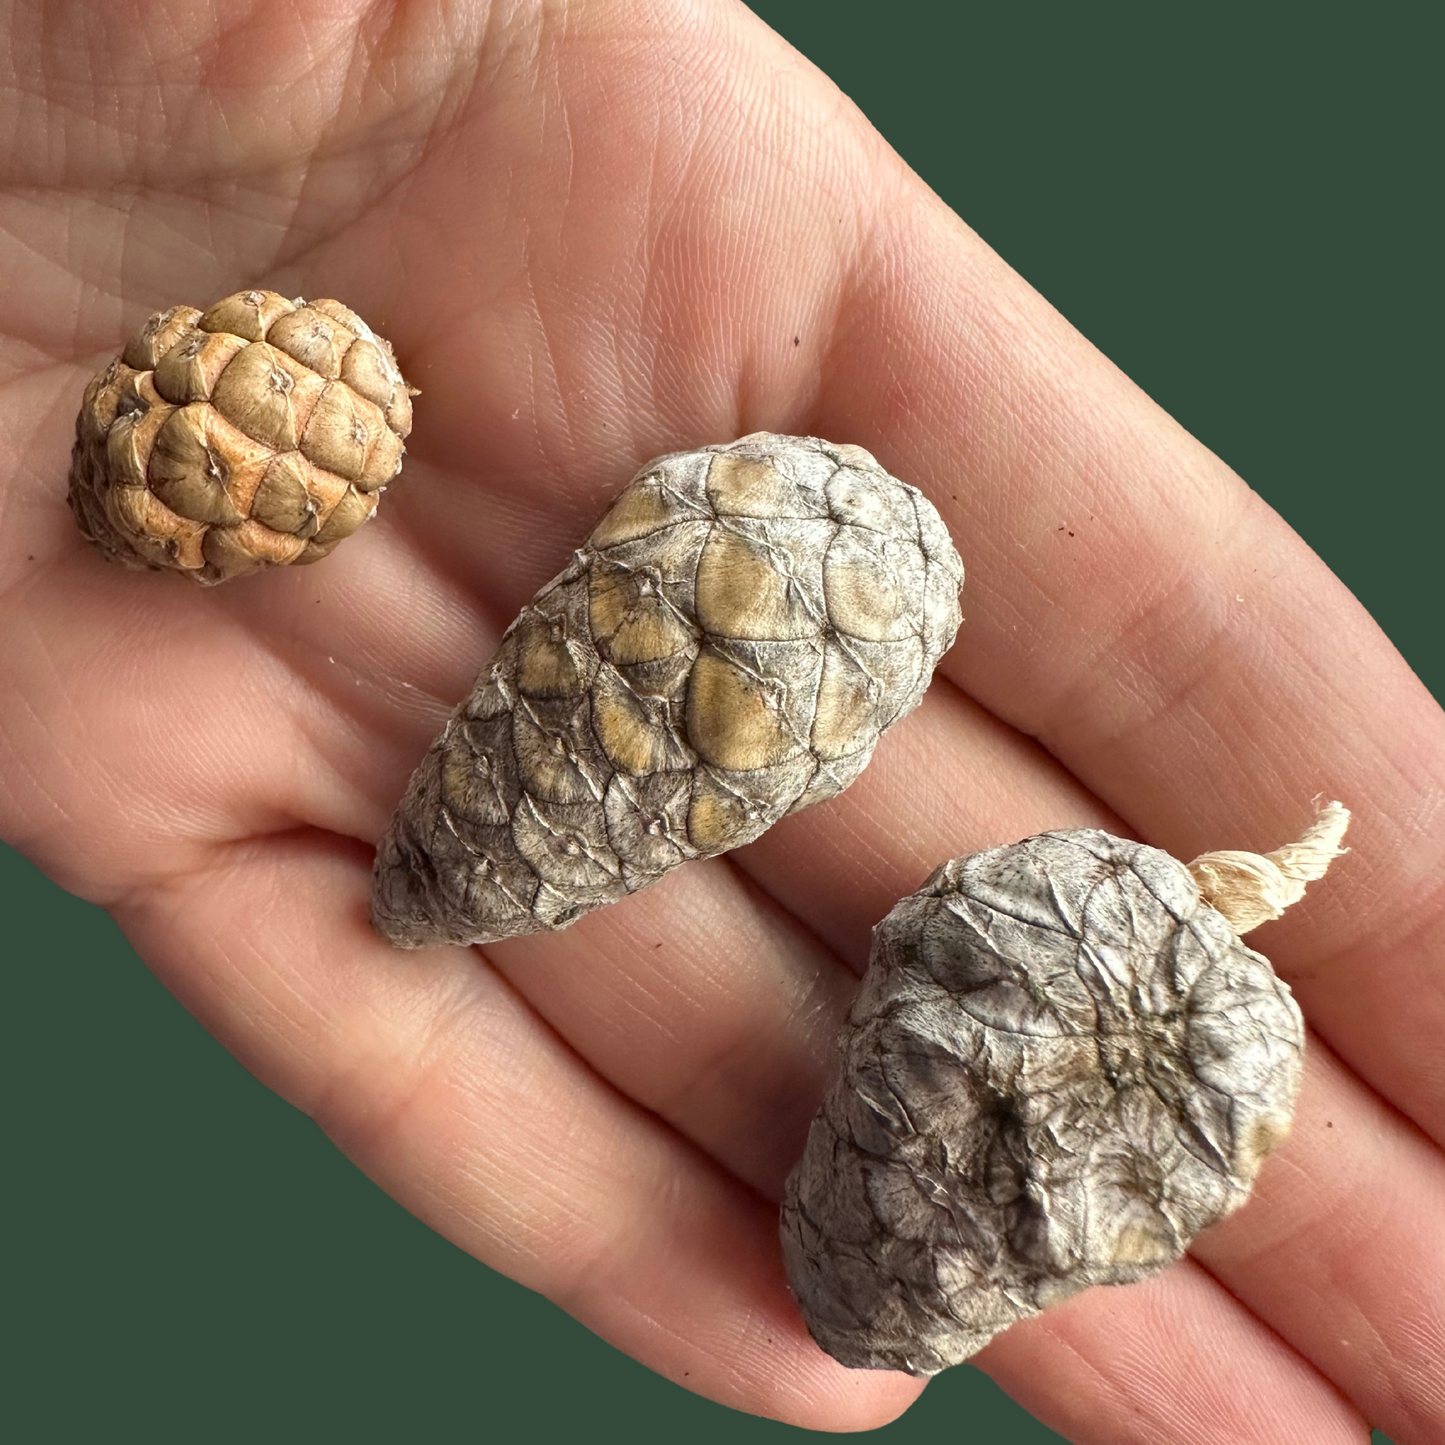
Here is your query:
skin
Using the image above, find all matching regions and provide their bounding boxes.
[1,1,1441,1439]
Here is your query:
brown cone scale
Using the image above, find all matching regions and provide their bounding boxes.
[68,289,416,584]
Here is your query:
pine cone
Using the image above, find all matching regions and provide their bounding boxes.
[68,289,415,584]
[781,829,1307,1375]
[372,433,964,948]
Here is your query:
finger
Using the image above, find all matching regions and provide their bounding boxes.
[490,858,853,1198]
[119,830,1368,1444]
[805,184,1445,1148]
[115,831,923,1431]
[1189,1038,1445,1444]
[0,540,390,891]
[0,426,476,894]
[731,675,1445,1442]
[981,1262,1367,1445]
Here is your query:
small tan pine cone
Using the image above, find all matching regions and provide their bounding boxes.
[68,289,416,584]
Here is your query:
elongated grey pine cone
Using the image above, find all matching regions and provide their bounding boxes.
[781,829,1305,1375]
[372,433,964,947]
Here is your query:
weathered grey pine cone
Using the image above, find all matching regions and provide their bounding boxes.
[781,829,1306,1376]
[68,288,415,584]
[372,433,964,947]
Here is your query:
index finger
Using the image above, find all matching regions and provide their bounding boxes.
[810,191,1445,1150]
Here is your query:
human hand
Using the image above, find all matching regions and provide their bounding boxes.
[1,3,1440,1440]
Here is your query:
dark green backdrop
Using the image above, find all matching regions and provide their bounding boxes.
[6,2,1432,1440]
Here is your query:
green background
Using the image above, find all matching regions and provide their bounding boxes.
[5,1,1432,1440]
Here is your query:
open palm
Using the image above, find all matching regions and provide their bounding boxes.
[2,2,1441,1440]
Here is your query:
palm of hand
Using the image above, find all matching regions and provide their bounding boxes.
[2,4,1441,1441]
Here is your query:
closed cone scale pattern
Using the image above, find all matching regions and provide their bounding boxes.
[372,434,964,947]
[69,289,414,584]
[780,829,1307,1375]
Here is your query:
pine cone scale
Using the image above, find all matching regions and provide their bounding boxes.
[122,306,202,370]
